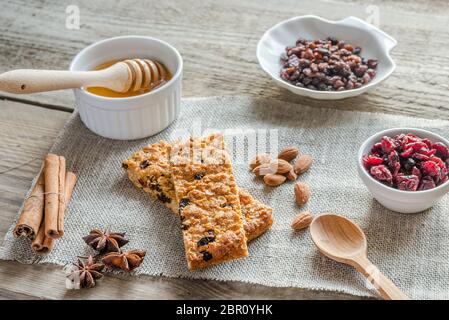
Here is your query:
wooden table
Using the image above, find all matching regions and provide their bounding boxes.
[1,0,448,300]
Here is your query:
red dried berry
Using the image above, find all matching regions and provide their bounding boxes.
[396,174,419,191]
[418,176,436,191]
[381,136,396,153]
[422,161,441,177]
[362,155,383,169]
[433,142,449,160]
[400,147,414,158]
[370,165,393,186]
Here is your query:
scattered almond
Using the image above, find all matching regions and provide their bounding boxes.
[277,147,299,162]
[294,182,310,206]
[263,174,286,186]
[286,169,297,181]
[291,211,313,230]
[249,153,271,170]
[294,154,313,175]
[271,159,293,174]
[253,163,274,176]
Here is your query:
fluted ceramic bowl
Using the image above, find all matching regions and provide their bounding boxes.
[70,36,183,140]
[257,15,397,100]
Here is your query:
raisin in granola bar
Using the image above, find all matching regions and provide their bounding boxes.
[123,141,273,242]
[169,134,248,269]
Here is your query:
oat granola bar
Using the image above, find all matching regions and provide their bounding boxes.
[169,133,248,269]
[122,141,273,242]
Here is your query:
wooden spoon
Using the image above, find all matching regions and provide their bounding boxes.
[310,213,410,300]
[0,59,167,94]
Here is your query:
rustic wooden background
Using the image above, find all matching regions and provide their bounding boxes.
[1,0,448,300]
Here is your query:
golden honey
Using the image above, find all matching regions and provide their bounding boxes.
[86,60,172,98]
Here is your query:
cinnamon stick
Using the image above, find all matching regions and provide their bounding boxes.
[13,172,45,239]
[32,171,77,255]
[31,223,54,255]
[44,154,66,239]
[57,156,66,235]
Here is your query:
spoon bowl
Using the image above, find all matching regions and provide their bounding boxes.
[310,213,409,300]
[310,213,367,263]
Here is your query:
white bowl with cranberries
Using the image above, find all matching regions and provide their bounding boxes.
[358,128,449,213]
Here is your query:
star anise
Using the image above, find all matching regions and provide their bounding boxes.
[82,229,129,253]
[67,255,104,289]
[102,249,146,272]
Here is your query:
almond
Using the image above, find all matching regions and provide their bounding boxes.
[263,174,286,186]
[249,153,271,170]
[294,182,310,206]
[286,169,297,181]
[294,154,313,175]
[253,163,274,176]
[271,159,293,174]
[278,147,299,162]
[291,211,313,230]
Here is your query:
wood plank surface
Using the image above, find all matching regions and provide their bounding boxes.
[0,0,448,118]
[1,0,448,300]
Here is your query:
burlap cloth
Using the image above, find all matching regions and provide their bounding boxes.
[2,96,449,299]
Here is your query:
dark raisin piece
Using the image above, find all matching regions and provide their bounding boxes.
[140,160,150,169]
[194,173,204,180]
[157,193,171,204]
[197,236,215,247]
[353,47,362,55]
[122,162,129,169]
[327,36,339,45]
[201,251,213,261]
[178,198,190,214]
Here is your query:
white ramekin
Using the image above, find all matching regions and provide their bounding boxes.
[357,128,449,214]
[70,36,183,140]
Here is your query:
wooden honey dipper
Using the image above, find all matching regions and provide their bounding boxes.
[0,59,168,94]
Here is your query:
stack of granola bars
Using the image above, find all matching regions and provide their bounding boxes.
[122,133,273,270]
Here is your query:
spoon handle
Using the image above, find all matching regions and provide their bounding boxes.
[354,257,410,300]
[0,66,128,94]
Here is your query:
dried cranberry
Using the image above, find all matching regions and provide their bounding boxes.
[371,142,383,154]
[370,165,393,186]
[396,174,419,191]
[433,142,449,160]
[362,155,383,168]
[381,136,396,153]
[422,161,441,177]
[418,176,436,190]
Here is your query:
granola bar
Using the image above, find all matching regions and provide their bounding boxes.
[123,141,273,242]
[169,133,248,269]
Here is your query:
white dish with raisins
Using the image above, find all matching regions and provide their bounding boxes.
[257,15,397,100]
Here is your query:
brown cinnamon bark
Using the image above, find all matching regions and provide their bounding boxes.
[57,156,66,236]
[32,171,77,255]
[44,154,66,239]
[13,172,45,239]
